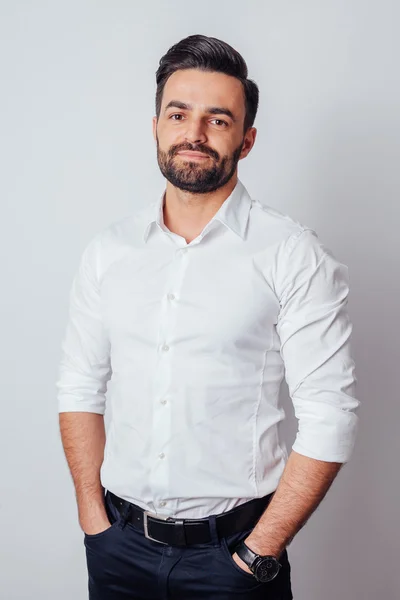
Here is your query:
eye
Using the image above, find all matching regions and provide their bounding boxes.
[211,119,228,127]
[169,114,228,127]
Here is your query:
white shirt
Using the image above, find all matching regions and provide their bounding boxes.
[56,178,359,519]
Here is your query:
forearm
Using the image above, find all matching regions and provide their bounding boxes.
[59,412,108,530]
[245,450,342,557]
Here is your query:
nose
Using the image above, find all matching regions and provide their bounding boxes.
[184,119,207,145]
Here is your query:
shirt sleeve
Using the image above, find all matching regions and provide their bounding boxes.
[56,232,111,414]
[275,228,359,463]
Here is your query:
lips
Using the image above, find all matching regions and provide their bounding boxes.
[177,151,209,158]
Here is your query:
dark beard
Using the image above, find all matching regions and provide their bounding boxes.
[156,136,244,194]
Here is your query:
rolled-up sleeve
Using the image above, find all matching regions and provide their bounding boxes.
[56,232,111,414]
[275,228,359,463]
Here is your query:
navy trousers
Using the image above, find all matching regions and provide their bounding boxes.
[84,490,293,599]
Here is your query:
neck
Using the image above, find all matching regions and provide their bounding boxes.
[163,174,238,243]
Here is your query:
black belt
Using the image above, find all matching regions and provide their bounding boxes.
[108,490,274,546]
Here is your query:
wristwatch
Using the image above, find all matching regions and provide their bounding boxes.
[234,540,282,583]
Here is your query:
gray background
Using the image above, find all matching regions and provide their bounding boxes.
[1,1,399,598]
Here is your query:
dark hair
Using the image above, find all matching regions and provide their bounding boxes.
[155,34,259,133]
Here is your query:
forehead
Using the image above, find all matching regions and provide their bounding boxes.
[162,69,245,117]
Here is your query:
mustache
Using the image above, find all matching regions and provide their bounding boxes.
[171,144,219,160]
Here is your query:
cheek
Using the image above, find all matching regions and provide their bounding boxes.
[159,132,183,153]
[159,121,181,139]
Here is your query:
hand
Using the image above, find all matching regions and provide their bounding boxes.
[80,517,112,536]
[231,551,254,575]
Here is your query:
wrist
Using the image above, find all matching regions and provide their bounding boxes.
[77,489,108,526]
[244,535,284,558]
[79,504,110,534]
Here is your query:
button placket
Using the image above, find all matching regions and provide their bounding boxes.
[148,244,191,513]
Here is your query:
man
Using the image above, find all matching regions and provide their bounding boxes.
[57,34,359,599]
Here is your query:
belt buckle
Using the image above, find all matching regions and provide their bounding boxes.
[143,510,172,545]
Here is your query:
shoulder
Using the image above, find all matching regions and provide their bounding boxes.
[81,204,151,280]
[249,196,319,252]
[100,203,151,245]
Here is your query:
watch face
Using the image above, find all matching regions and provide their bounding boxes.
[253,556,280,583]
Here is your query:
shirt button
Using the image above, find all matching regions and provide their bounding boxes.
[161,344,169,352]
[159,452,165,459]
[160,399,167,405]
[167,293,175,301]
[159,501,166,507]
[181,248,188,254]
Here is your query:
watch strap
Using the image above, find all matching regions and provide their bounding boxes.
[235,540,258,569]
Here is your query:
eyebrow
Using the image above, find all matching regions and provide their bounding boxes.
[164,100,237,122]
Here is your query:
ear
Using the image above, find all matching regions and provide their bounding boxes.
[152,116,158,142]
[240,127,257,160]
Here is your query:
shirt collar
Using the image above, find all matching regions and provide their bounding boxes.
[142,178,252,243]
